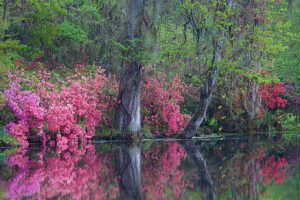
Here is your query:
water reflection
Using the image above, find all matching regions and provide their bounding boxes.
[3,145,119,199]
[181,141,217,200]
[118,145,141,200]
[0,138,299,199]
[141,142,186,199]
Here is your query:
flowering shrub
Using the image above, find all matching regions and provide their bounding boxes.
[259,82,287,109]
[3,66,118,149]
[5,120,30,147]
[4,82,45,146]
[3,63,191,146]
[142,72,190,136]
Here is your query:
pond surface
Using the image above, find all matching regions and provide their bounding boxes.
[0,136,299,200]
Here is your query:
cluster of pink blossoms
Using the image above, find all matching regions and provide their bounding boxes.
[3,67,117,150]
[4,82,45,146]
[142,72,191,136]
[259,82,287,109]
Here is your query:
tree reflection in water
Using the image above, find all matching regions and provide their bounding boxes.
[181,140,217,200]
[117,144,141,200]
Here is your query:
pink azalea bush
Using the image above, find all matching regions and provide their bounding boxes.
[4,82,45,147]
[3,66,118,149]
[142,69,191,136]
[259,82,287,109]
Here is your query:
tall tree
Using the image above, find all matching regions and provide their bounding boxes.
[116,0,144,134]
[182,0,227,138]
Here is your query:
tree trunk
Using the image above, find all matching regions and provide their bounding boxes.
[117,145,141,200]
[117,60,142,133]
[116,0,144,133]
[242,6,263,120]
[2,0,8,39]
[182,38,222,138]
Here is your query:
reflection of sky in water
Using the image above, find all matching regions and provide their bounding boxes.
[0,138,299,200]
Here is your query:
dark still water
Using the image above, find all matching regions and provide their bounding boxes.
[0,137,299,200]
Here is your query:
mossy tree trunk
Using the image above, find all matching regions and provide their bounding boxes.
[116,0,144,134]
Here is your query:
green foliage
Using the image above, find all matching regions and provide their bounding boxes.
[280,113,298,130]
[272,1,300,87]
[159,24,196,59]
[262,169,300,200]
[191,75,201,87]
[0,126,18,146]
[0,106,14,127]
[59,22,88,43]
[0,40,26,87]
[256,110,291,133]
[181,93,198,116]
[244,70,280,84]
[141,127,154,139]
[208,117,218,127]
[187,190,202,200]
[0,147,17,165]
[95,126,112,138]
[283,131,300,142]
[114,38,151,64]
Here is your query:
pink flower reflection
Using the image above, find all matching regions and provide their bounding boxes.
[5,146,118,200]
